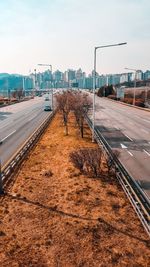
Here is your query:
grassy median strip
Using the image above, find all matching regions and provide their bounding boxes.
[0,112,149,267]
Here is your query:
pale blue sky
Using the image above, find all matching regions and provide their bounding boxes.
[0,0,149,75]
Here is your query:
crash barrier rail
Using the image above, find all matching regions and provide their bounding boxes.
[86,115,150,236]
[0,112,55,193]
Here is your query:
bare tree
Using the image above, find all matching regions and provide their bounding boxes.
[11,89,24,100]
[55,90,92,137]
[55,91,74,135]
[17,89,24,100]
[11,90,17,99]
[70,147,103,177]
[71,92,92,138]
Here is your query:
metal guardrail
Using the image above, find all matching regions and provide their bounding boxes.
[86,115,150,236]
[0,112,55,192]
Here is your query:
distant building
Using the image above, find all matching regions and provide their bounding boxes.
[112,74,121,85]
[1,68,150,93]
[120,72,132,83]
[65,69,76,82]
[130,70,143,81]
[85,77,93,89]
[97,75,107,88]
[116,86,126,99]
[24,76,34,90]
[53,70,63,81]
[143,70,150,80]
[76,68,83,79]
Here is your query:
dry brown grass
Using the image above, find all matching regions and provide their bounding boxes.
[0,112,150,267]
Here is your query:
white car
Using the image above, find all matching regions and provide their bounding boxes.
[44,105,52,111]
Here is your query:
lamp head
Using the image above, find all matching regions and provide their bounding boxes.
[118,42,127,46]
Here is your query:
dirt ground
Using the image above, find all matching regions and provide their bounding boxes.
[0,113,149,267]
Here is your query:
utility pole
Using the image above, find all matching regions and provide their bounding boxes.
[34,69,37,91]
[92,42,127,142]
[144,82,150,105]
[125,67,140,105]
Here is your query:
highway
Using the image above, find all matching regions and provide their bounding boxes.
[89,96,150,198]
[1,92,150,199]
[0,96,52,167]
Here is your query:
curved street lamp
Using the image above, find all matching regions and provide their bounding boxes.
[92,42,127,142]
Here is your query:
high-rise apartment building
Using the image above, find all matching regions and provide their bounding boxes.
[143,70,150,80]
[53,70,63,81]
[76,68,83,79]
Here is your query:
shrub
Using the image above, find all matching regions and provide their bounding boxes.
[105,150,120,174]
[70,148,103,177]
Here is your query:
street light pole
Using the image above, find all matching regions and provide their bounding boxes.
[125,67,139,105]
[92,47,97,143]
[50,65,53,110]
[133,72,137,106]
[22,76,25,97]
[92,42,127,142]
[34,68,37,92]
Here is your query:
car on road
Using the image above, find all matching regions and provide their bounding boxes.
[45,96,50,101]
[44,105,52,111]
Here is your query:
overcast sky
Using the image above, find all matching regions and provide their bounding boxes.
[0,0,149,75]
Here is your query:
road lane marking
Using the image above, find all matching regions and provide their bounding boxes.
[120,143,127,149]
[143,119,150,123]
[143,150,150,156]
[1,130,16,142]
[28,115,37,122]
[124,134,133,141]
[141,129,149,134]
[127,151,133,157]
[0,120,13,129]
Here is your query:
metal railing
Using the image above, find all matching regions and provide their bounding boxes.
[0,112,55,192]
[86,115,150,236]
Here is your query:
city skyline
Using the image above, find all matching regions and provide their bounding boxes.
[1,66,150,77]
[0,67,150,93]
[0,0,149,75]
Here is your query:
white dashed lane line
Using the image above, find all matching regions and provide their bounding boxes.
[143,119,150,124]
[143,150,150,156]
[120,143,134,157]
[128,121,134,125]
[115,126,120,130]
[0,120,13,129]
[141,129,149,134]
[127,151,133,157]
[120,143,127,149]
[28,115,37,122]
[124,134,133,141]
[1,130,16,142]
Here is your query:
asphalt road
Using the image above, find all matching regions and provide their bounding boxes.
[0,96,52,167]
[89,96,150,198]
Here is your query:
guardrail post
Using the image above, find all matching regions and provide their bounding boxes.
[0,160,4,195]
